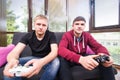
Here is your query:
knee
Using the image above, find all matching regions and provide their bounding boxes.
[54,57,60,67]
[52,57,60,69]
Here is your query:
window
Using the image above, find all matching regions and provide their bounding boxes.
[95,0,119,27]
[68,0,90,31]
[7,0,28,32]
[0,0,28,46]
[32,0,45,30]
[90,0,120,32]
[48,0,67,32]
[47,0,90,32]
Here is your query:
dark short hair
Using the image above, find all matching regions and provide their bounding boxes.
[73,16,86,24]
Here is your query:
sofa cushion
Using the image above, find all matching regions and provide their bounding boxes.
[86,46,95,54]
[54,32,64,44]
[0,44,15,67]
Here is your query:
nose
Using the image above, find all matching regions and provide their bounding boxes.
[78,25,82,28]
[39,25,43,28]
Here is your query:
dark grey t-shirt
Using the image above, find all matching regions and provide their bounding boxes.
[20,30,57,57]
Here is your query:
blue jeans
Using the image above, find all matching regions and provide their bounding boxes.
[4,56,60,80]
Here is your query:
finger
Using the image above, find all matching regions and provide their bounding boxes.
[27,70,37,78]
[21,67,35,77]
[102,63,112,67]
[25,69,37,78]
[13,63,19,67]
[85,64,95,70]
[90,55,99,58]
[4,69,14,78]
[24,60,33,66]
[98,53,105,56]
[90,60,99,67]
[8,73,15,77]
[88,59,98,68]
[27,66,41,78]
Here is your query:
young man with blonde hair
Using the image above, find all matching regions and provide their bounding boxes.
[4,14,60,80]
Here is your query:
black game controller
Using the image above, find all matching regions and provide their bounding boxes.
[94,55,110,63]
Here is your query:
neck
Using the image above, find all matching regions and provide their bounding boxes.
[36,33,45,40]
[74,31,82,38]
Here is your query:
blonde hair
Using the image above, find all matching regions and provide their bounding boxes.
[34,14,48,22]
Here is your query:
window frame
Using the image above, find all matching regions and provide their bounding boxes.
[89,0,120,33]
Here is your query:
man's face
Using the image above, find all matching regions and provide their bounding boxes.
[34,19,48,35]
[72,20,86,35]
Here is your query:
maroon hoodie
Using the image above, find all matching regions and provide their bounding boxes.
[58,30,109,63]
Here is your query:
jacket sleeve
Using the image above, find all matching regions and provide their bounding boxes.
[58,34,80,63]
[86,33,109,55]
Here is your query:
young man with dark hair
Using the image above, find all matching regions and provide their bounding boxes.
[58,16,115,80]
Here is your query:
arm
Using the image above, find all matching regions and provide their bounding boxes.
[58,34,80,63]
[87,33,109,55]
[84,34,113,67]
[4,42,26,77]
[7,42,26,62]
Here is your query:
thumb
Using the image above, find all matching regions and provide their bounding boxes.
[90,55,99,58]
[24,60,33,67]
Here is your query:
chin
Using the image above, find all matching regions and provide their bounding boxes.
[76,31,82,34]
[37,32,44,35]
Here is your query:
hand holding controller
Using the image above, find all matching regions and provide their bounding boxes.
[9,64,33,77]
[94,55,110,63]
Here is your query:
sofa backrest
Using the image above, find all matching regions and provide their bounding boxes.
[12,32,64,57]
[12,32,32,57]
[54,32,64,44]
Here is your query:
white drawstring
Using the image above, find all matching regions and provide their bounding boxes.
[78,42,80,53]
[82,36,85,48]
[73,35,85,53]
[74,36,76,46]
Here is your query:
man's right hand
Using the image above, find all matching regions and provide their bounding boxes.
[79,55,99,70]
[3,59,19,78]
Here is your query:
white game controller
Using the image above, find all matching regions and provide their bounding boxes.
[9,64,33,77]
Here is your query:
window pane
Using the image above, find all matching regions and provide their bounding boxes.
[48,0,66,32]
[95,0,119,27]
[6,0,28,32]
[68,0,90,31]
[91,32,120,65]
[32,0,44,17]
[7,34,14,44]
[0,0,6,32]
[32,0,45,30]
